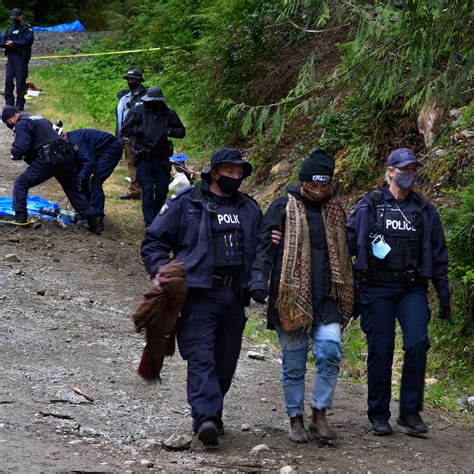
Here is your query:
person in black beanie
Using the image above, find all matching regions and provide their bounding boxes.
[250,149,354,443]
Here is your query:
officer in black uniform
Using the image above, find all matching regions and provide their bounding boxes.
[121,86,185,227]
[1,106,100,233]
[346,148,451,437]
[1,8,34,111]
[141,148,263,447]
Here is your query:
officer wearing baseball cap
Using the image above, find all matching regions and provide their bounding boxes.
[1,8,34,111]
[1,106,101,233]
[141,148,267,447]
[116,69,147,200]
[346,148,450,437]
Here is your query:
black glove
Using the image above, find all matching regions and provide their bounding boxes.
[251,289,268,304]
[436,305,452,323]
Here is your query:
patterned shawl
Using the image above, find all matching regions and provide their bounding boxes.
[276,194,353,332]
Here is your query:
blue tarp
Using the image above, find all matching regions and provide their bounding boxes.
[0,195,77,223]
[32,20,87,33]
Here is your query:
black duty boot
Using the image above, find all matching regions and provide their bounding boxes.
[309,408,337,440]
[197,420,219,447]
[120,193,140,200]
[15,210,28,224]
[371,420,393,436]
[86,215,102,235]
[397,413,428,435]
[96,216,104,233]
[289,415,308,443]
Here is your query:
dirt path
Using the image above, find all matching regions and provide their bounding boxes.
[0,33,473,472]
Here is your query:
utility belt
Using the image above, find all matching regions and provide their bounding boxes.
[211,273,243,291]
[37,142,73,164]
[357,269,423,286]
[132,140,173,164]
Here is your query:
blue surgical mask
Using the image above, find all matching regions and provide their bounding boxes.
[394,171,416,190]
[371,235,391,259]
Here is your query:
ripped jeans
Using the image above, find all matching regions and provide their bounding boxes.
[275,322,342,417]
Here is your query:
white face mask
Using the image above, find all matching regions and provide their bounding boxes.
[371,235,391,259]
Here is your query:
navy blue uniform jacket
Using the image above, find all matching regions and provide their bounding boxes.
[141,181,262,290]
[2,22,34,59]
[67,129,120,180]
[346,187,450,308]
[12,114,62,162]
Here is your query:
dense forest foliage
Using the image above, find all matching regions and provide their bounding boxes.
[21,0,474,408]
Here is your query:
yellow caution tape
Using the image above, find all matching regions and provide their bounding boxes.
[0,46,168,60]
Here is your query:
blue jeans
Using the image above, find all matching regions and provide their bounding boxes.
[275,322,342,417]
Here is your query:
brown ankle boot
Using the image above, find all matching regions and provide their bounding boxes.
[309,408,337,440]
[289,415,308,443]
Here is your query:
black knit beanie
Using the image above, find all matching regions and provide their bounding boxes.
[298,149,335,183]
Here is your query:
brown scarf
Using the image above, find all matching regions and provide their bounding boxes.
[276,194,353,332]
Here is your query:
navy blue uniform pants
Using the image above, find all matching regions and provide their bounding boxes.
[360,283,430,423]
[136,157,171,227]
[5,55,29,109]
[14,157,92,217]
[177,287,247,433]
[81,142,122,216]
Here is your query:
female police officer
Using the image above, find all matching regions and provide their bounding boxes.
[346,148,451,436]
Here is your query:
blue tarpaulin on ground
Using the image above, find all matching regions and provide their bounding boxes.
[32,20,87,32]
[0,195,59,220]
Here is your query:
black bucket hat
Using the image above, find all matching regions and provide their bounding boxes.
[201,148,252,181]
[123,69,144,81]
[141,86,166,102]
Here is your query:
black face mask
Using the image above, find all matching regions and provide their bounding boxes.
[6,122,15,130]
[128,81,140,91]
[13,19,21,26]
[145,101,165,111]
[216,174,242,195]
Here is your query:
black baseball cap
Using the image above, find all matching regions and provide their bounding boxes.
[387,148,422,168]
[11,8,22,19]
[2,105,19,123]
[201,148,252,180]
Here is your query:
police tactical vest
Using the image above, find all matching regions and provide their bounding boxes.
[209,197,244,270]
[24,115,64,150]
[368,191,423,272]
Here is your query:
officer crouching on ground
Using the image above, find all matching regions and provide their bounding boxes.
[1,106,101,233]
[141,148,273,447]
[346,148,451,437]
[121,86,185,227]
[63,128,122,233]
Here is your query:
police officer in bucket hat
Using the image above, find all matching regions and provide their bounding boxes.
[346,147,451,437]
[141,148,281,447]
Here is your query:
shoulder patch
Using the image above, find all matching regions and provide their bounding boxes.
[159,203,169,215]
[170,185,194,201]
